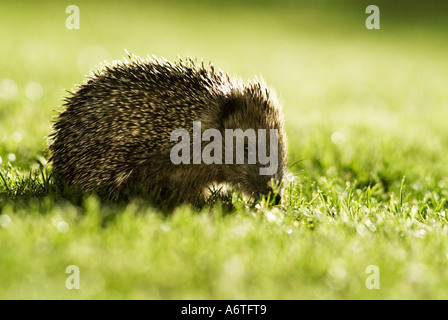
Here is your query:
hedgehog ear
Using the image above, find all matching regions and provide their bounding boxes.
[220,96,244,129]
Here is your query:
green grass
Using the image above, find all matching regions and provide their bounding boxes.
[1,0,448,299]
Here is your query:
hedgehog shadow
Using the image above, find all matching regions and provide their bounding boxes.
[53,181,239,219]
[0,165,240,220]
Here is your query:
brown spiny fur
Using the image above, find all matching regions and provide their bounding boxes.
[49,54,287,202]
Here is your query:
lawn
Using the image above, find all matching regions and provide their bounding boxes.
[1,0,448,299]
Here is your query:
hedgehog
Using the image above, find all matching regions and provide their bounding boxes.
[49,53,287,203]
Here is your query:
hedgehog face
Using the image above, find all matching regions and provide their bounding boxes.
[218,88,287,203]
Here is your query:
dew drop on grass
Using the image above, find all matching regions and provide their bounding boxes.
[12,132,23,143]
[160,223,170,232]
[7,153,16,162]
[25,82,43,101]
[331,131,346,145]
[38,156,48,165]
[364,219,377,232]
[0,214,12,227]
[328,263,347,281]
[356,224,369,237]
[0,156,2,165]
[0,79,18,100]
[57,221,69,233]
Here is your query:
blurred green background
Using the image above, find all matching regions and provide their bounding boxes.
[1,0,448,299]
